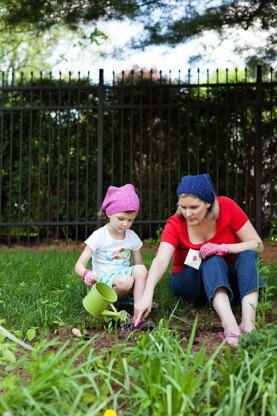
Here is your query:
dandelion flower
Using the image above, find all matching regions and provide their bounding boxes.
[103,410,116,416]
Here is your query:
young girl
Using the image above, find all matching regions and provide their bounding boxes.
[75,184,148,325]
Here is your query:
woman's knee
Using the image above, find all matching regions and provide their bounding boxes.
[201,255,228,272]
[237,250,258,261]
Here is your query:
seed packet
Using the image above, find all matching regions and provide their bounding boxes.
[184,249,202,270]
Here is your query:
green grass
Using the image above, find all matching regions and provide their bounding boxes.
[0,247,276,415]
[0,248,88,335]
[0,318,276,415]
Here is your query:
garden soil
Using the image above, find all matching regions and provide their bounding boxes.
[4,240,277,354]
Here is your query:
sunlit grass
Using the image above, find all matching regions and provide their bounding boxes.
[0,247,276,415]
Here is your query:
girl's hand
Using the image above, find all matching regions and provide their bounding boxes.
[82,269,98,286]
[200,243,229,260]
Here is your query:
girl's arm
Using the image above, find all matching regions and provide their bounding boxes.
[74,245,93,278]
[229,220,264,253]
[132,249,145,265]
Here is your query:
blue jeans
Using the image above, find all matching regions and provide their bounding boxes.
[168,250,264,305]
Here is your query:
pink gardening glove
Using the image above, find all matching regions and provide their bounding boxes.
[82,269,98,286]
[199,243,229,260]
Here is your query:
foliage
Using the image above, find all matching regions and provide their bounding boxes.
[238,325,277,351]
[0,0,142,30]
[0,70,276,241]
[0,2,108,72]
[0,247,276,414]
[143,227,163,246]
[0,0,276,68]
[0,28,53,72]
[0,317,276,415]
[136,1,277,63]
[269,221,277,242]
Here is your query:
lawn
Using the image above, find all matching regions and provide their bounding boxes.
[0,243,276,415]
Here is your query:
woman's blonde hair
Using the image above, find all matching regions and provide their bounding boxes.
[176,193,219,220]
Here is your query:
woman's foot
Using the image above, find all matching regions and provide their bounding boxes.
[220,322,241,347]
[219,332,240,347]
[239,323,255,334]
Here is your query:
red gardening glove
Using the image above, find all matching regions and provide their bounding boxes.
[199,243,229,260]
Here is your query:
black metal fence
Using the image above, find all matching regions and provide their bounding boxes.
[0,66,276,245]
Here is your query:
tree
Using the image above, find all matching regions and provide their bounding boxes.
[0,1,109,72]
[0,0,276,67]
[136,0,277,66]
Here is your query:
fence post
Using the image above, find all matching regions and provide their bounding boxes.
[255,65,262,236]
[97,69,104,228]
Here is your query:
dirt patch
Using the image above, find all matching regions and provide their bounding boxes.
[259,240,277,263]
[51,300,276,355]
[2,240,276,353]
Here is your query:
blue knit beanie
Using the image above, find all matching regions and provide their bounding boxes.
[176,174,215,203]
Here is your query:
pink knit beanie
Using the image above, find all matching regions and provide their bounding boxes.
[102,184,140,215]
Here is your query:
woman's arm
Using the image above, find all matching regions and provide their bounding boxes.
[74,245,93,277]
[134,242,175,322]
[228,220,264,253]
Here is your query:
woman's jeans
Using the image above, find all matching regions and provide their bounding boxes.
[168,250,264,306]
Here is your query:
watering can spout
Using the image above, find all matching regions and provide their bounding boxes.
[100,309,128,321]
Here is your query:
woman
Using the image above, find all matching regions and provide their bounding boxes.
[135,174,264,346]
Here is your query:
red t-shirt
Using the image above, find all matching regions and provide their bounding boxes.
[161,196,248,273]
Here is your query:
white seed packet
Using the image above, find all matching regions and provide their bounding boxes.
[184,249,202,270]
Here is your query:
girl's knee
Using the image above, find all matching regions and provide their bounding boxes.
[113,275,134,292]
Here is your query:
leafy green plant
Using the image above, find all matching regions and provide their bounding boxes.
[269,221,277,242]
[0,313,276,415]
[143,227,163,246]
[238,326,277,351]
[212,340,277,415]
[255,262,277,330]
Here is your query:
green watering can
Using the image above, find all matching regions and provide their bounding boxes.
[83,282,127,321]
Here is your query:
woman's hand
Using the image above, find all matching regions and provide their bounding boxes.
[134,293,153,326]
[133,242,175,326]
[200,243,229,259]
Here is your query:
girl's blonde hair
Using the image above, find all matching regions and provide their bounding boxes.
[176,193,220,220]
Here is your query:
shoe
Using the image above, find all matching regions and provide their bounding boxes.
[219,331,240,347]
[239,326,255,334]
[120,295,134,307]
[114,300,121,311]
